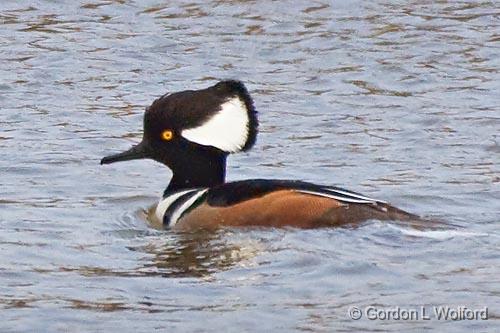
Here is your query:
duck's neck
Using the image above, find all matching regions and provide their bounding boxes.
[164,149,227,196]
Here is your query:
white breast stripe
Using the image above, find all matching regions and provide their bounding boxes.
[168,189,208,228]
[155,189,196,223]
[181,97,249,153]
[296,190,378,204]
[321,187,386,204]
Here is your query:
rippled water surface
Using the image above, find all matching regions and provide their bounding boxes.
[1,1,499,332]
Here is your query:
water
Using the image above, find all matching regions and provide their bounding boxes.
[1,0,499,332]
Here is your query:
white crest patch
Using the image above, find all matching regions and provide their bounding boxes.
[181,97,249,153]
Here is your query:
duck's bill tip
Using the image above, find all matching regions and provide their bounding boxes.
[100,156,114,165]
[100,143,148,165]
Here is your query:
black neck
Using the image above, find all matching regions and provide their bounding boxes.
[164,147,227,195]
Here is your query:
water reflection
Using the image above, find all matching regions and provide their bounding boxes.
[57,230,258,279]
[136,230,258,278]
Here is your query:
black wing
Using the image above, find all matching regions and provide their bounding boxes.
[206,179,385,207]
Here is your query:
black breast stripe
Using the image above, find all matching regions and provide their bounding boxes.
[163,190,199,226]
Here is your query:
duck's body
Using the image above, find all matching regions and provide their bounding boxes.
[101,80,421,230]
[153,179,418,230]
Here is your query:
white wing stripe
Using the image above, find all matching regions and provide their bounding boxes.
[296,190,379,204]
[321,187,386,203]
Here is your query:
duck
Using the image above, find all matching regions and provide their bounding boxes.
[101,80,421,230]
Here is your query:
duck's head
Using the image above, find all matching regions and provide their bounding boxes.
[101,80,258,190]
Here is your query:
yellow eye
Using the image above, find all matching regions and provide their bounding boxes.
[161,130,173,141]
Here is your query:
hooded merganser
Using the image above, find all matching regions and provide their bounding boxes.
[101,80,420,230]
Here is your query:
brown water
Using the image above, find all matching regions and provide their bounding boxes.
[1,1,499,332]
